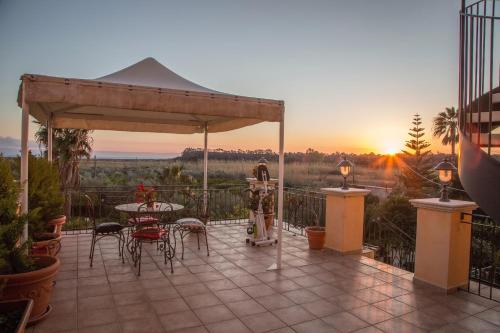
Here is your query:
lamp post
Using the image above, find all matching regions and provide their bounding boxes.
[337,155,353,190]
[433,157,457,202]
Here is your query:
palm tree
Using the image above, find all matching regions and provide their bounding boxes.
[35,122,93,218]
[432,107,458,158]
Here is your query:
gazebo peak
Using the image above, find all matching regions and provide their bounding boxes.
[97,57,219,93]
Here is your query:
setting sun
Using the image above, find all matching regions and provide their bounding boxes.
[382,146,399,155]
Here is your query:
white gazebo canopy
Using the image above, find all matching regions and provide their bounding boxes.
[18,57,286,269]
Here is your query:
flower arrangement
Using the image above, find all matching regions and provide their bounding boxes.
[135,183,157,207]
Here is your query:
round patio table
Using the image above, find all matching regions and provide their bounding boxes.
[115,202,184,215]
[115,202,184,273]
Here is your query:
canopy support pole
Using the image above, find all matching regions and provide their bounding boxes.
[203,123,208,214]
[47,113,53,162]
[20,82,29,242]
[268,117,284,270]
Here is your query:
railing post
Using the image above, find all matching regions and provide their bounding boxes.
[321,187,370,254]
[410,198,477,293]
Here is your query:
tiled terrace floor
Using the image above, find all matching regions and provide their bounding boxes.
[31,224,500,333]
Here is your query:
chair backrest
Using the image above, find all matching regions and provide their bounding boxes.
[137,201,175,224]
[82,194,97,230]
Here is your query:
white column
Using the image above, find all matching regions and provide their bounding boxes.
[47,114,53,162]
[20,82,29,242]
[203,123,208,212]
[276,119,285,269]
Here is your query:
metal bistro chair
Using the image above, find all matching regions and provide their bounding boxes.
[174,194,210,260]
[85,194,125,267]
[130,202,175,275]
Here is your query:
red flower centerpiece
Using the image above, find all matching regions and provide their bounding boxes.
[135,183,157,207]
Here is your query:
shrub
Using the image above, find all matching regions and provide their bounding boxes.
[25,155,64,236]
[0,158,34,274]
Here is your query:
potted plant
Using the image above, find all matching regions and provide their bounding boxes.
[305,210,325,250]
[25,155,65,256]
[0,158,60,324]
[0,299,34,333]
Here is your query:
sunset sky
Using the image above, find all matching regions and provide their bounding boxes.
[0,0,460,156]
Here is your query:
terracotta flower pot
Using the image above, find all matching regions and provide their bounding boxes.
[48,215,66,236]
[0,256,60,323]
[31,233,62,257]
[305,226,326,250]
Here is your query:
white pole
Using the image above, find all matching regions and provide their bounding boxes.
[20,81,29,242]
[47,114,53,162]
[203,123,208,213]
[276,118,284,269]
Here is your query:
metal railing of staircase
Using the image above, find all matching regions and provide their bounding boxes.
[461,212,500,302]
[459,0,499,155]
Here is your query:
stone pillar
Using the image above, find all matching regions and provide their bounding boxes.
[321,188,370,254]
[410,198,477,293]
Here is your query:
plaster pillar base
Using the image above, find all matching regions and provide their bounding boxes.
[410,198,477,293]
[321,188,370,254]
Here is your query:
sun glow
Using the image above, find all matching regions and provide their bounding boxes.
[382,146,399,156]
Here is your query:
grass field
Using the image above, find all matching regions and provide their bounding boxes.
[79,158,398,189]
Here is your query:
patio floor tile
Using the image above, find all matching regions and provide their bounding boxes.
[78,322,122,333]
[194,304,236,324]
[282,288,320,304]
[226,299,268,317]
[476,308,500,326]
[205,318,251,333]
[300,299,343,317]
[240,311,286,333]
[272,305,316,325]
[255,294,295,310]
[375,318,426,333]
[159,310,202,331]
[322,311,369,333]
[292,318,340,333]
[372,298,415,316]
[349,305,393,325]
[77,307,118,328]
[400,310,449,331]
[215,288,251,303]
[184,292,222,309]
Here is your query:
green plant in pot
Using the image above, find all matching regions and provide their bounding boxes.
[0,157,60,324]
[24,155,65,256]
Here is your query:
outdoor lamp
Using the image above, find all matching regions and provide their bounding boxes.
[433,157,457,202]
[337,155,353,190]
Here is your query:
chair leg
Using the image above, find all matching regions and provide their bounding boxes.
[204,228,210,257]
[119,232,125,263]
[89,233,96,267]
[197,232,200,250]
[163,237,174,274]
[122,233,126,262]
[137,241,142,276]
[180,230,185,260]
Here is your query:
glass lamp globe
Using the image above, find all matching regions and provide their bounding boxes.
[433,158,457,202]
[336,156,353,190]
[340,164,351,177]
[439,169,453,183]
[433,158,456,184]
